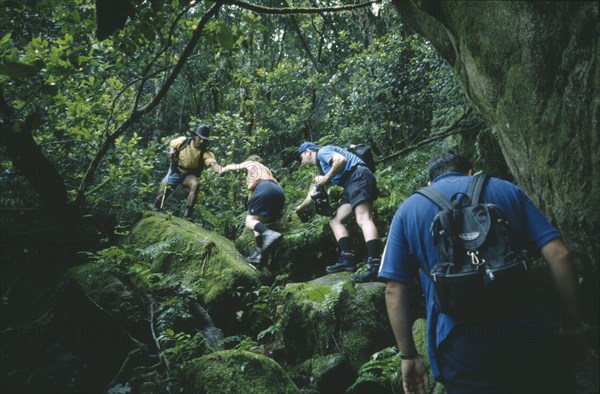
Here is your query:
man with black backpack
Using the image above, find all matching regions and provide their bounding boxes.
[154,125,222,220]
[293,142,382,282]
[379,150,586,394]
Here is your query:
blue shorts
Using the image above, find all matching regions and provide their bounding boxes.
[341,166,378,208]
[162,168,200,188]
[247,180,285,219]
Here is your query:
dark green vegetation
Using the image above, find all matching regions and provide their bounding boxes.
[1,1,597,393]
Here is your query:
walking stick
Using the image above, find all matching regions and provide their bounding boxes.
[160,166,172,209]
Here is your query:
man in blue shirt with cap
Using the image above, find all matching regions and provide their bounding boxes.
[293,142,382,282]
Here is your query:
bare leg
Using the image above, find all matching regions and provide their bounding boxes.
[354,201,379,242]
[329,203,353,241]
[182,175,200,208]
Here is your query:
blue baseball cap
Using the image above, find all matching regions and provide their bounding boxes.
[293,142,318,162]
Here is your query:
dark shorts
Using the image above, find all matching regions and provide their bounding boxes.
[341,166,378,208]
[437,322,574,394]
[162,168,200,188]
[247,180,285,219]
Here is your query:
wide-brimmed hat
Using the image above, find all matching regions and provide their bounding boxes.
[293,142,318,162]
[193,125,213,141]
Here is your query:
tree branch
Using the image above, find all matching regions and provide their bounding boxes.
[379,109,479,164]
[74,1,225,206]
[226,0,377,15]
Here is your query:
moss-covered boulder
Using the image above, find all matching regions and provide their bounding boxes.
[278,273,394,380]
[177,350,300,393]
[235,211,338,282]
[294,353,355,393]
[348,319,445,394]
[125,211,262,332]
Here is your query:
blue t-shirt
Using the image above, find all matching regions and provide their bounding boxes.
[317,146,365,186]
[378,172,561,379]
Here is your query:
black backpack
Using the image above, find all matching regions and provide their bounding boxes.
[348,144,376,172]
[415,174,533,320]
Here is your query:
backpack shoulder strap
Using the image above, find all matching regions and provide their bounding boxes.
[414,187,453,210]
[197,143,208,172]
[315,149,324,176]
[176,136,192,152]
[466,173,488,204]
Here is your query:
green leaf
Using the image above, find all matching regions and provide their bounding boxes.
[0,61,38,78]
[42,84,59,96]
[0,32,12,46]
[219,24,234,51]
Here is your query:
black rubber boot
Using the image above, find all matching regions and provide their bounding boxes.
[261,229,282,252]
[351,258,380,283]
[184,206,194,220]
[325,252,357,273]
[246,247,262,265]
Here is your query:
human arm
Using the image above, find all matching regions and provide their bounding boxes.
[541,238,588,359]
[385,281,429,394]
[295,184,318,213]
[202,151,222,174]
[314,152,347,187]
[166,146,177,162]
[219,162,246,176]
[167,137,186,162]
[208,161,223,174]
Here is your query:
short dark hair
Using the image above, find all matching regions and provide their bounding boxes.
[427,150,473,181]
[246,154,262,163]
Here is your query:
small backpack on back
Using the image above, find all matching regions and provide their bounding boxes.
[415,174,533,320]
[348,144,377,172]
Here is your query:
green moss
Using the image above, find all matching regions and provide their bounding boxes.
[125,212,262,329]
[295,354,354,392]
[277,274,393,373]
[177,350,300,394]
[68,263,140,323]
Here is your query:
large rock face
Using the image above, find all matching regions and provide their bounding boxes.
[279,274,393,375]
[392,1,599,276]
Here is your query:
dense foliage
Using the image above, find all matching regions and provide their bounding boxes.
[0,1,494,392]
[1,0,480,226]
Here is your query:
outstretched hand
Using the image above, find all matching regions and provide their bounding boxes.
[401,358,429,394]
[314,175,326,187]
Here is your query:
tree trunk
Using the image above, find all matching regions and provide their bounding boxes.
[0,99,68,212]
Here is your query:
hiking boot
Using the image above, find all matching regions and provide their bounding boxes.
[246,247,262,265]
[351,258,381,283]
[184,206,194,220]
[325,252,357,273]
[261,229,282,252]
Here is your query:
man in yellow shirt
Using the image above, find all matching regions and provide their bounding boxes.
[220,155,284,265]
[154,125,222,220]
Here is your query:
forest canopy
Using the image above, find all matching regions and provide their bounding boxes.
[0,0,482,222]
